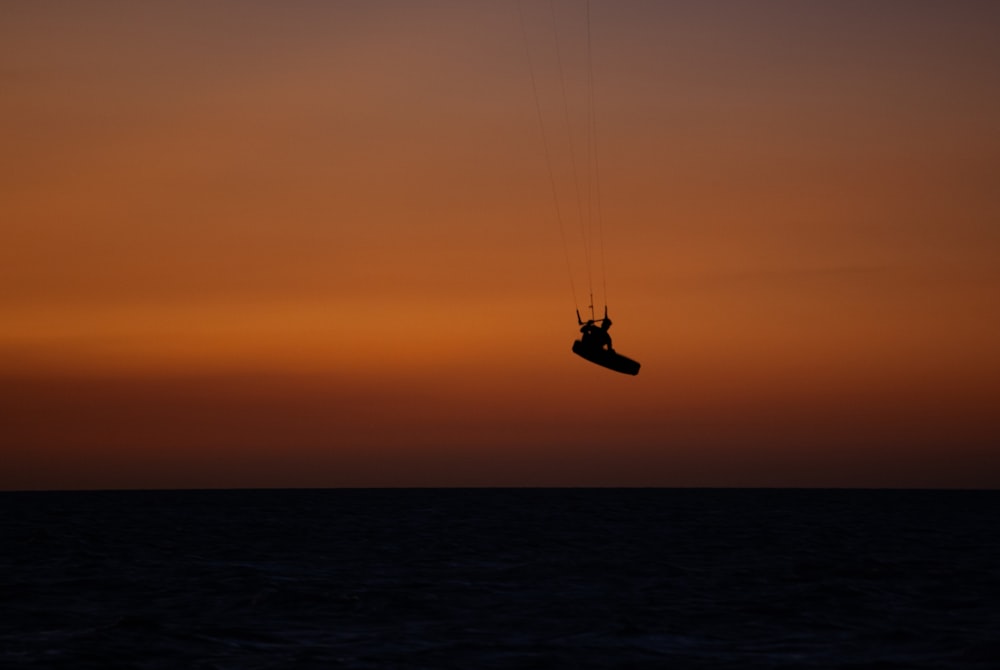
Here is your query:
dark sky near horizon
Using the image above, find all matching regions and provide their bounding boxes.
[2,1,999,489]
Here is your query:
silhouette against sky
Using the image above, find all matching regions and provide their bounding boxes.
[2,1,999,489]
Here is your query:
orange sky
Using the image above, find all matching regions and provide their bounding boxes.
[3,2,999,489]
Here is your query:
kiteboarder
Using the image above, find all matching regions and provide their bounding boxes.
[578,312,613,353]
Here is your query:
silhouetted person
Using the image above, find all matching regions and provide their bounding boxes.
[580,315,613,353]
[572,308,639,375]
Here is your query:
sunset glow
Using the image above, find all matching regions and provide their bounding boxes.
[3,2,998,489]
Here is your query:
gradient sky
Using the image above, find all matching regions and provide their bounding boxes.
[3,1,999,489]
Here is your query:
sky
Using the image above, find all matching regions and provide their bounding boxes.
[2,1,999,489]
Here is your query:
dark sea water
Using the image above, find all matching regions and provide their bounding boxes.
[2,489,999,668]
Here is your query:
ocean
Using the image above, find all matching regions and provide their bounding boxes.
[2,488,998,668]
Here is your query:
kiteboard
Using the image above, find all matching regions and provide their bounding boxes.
[572,340,640,376]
